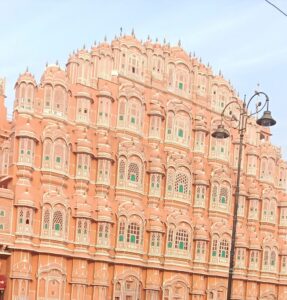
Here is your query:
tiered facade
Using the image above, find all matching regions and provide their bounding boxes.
[0,34,287,300]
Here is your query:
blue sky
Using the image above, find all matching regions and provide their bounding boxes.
[1,0,287,158]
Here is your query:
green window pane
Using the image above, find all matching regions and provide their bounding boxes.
[221,250,226,258]
[167,129,171,134]
[19,218,23,224]
[119,234,124,242]
[151,241,155,246]
[27,150,31,155]
[44,223,48,229]
[99,232,103,237]
[56,157,61,163]
[178,129,184,137]
[78,229,81,234]
[20,150,24,154]
[130,174,136,182]
[45,156,49,160]
[168,241,172,248]
[130,235,136,243]
[168,185,172,191]
[151,182,154,188]
[119,115,124,121]
[179,82,183,90]
[212,250,217,257]
[178,185,184,193]
[78,165,82,169]
[99,112,103,116]
[221,147,224,153]
[221,196,226,203]
[84,165,87,169]
[55,223,60,231]
[0,224,3,230]
[131,117,135,124]
[179,241,184,250]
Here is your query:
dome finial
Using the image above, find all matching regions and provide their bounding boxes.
[120,27,123,36]
[46,62,48,67]
[131,28,135,37]
[83,44,86,49]
[163,37,166,44]
[26,66,29,72]
[147,34,150,41]
[104,35,107,42]
[155,37,158,42]
[94,40,97,46]
[178,39,181,47]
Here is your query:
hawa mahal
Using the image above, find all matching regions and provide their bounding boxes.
[0,33,287,300]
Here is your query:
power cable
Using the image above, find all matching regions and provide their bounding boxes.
[264,0,287,17]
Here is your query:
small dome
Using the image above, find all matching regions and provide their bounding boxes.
[16,71,36,86]
[41,65,69,88]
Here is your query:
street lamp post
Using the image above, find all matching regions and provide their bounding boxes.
[211,91,276,300]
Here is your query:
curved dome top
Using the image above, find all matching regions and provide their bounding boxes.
[41,64,69,88]
[16,71,36,86]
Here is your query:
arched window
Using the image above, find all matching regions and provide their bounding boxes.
[149,232,161,255]
[97,159,110,184]
[166,167,191,203]
[270,250,276,268]
[195,241,206,262]
[53,85,67,117]
[42,139,52,169]
[166,225,191,257]
[246,154,257,176]
[54,139,68,172]
[281,256,287,274]
[165,112,174,141]
[117,99,126,127]
[175,229,189,250]
[210,182,230,212]
[76,97,90,123]
[248,199,259,220]
[128,163,139,183]
[149,173,161,197]
[128,99,142,133]
[18,137,34,165]
[194,131,205,153]
[97,222,110,247]
[42,208,51,236]
[174,112,191,146]
[166,168,175,198]
[76,153,90,179]
[149,115,161,138]
[236,248,245,268]
[211,235,230,265]
[17,207,33,234]
[280,207,287,226]
[210,136,229,160]
[262,199,269,222]
[117,216,143,251]
[127,222,140,244]
[126,157,143,191]
[44,85,52,113]
[249,250,259,270]
[175,172,188,195]
[97,97,111,127]
[194,185,206,208]
[118,157,126,186]
[0,147,9,175]
[260,157,268,180]
[261,246,277,272]
[219,239,229,261]
[76,218,89,244]
[52,211,63,237]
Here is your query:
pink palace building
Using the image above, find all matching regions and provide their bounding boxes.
[0,34,287,300]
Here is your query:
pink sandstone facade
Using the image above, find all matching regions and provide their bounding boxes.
[0,34,287,300]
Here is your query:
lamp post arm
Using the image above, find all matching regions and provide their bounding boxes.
[226,131,244,300]
[246,91,270,118]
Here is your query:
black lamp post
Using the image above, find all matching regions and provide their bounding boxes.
[211,91,276,300]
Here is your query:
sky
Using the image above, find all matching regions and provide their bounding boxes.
[0,0,287,158]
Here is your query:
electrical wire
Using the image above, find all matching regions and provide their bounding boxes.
[264,0,287,17]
